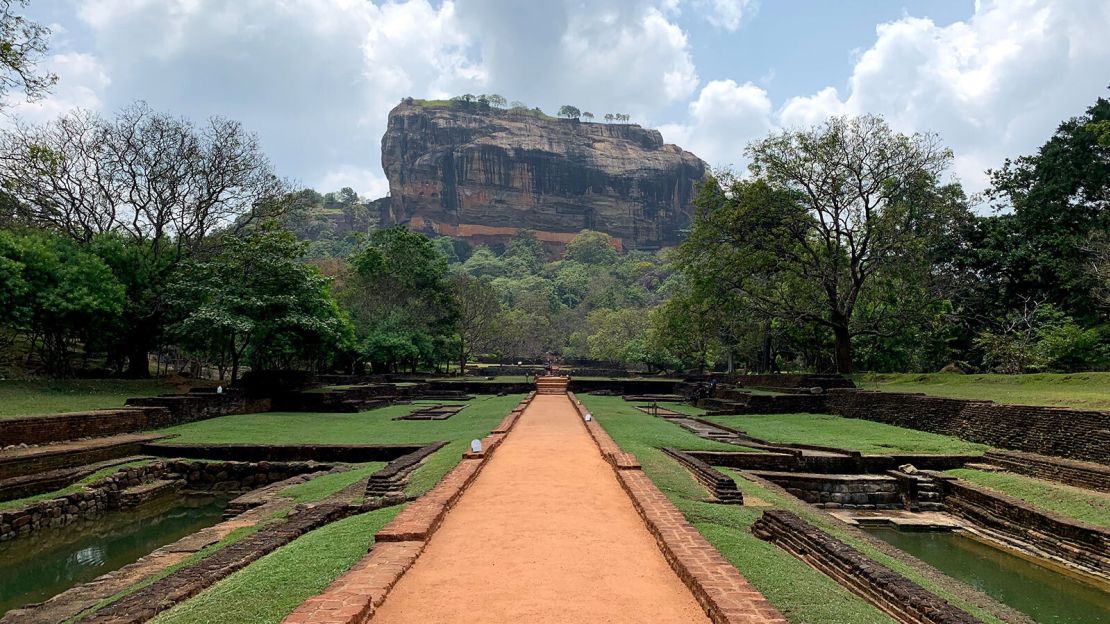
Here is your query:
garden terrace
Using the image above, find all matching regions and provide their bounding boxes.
[824,389,1110,463]
[578,394,1021,623]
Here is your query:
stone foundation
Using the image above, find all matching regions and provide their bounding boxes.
[0,460,328,541]
[749,471,904,510]
[752,509,981,624]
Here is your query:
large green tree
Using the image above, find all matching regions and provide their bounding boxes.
[342,227,455,372]
[978,95,1110,325]
[0,102,286,376]
[450,273,502,373]
[165,227,351,381]
[0,230,125,376]
[679,115,963,373]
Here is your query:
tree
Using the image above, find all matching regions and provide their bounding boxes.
[557,105,581,120]
[166,227,351,381]
[451,273,502,372]
[493,308,551,362]
[604,113,614,123]
[503,230,546,273]
[486,94,507,109]
[584,308,650,366]
[564,230,618,265]
[981,94,1110,325]
[680,116,958,373]
[0,102,286,375]
[0,1,56,104]
[0,229,125,376]
[341,227,455,372]
[582,111,594,122]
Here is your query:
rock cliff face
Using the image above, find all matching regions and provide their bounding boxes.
[380,100,708,250]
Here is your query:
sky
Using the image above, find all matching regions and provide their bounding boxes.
[8,0,1110,199]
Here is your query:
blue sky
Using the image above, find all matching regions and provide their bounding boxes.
[9,1,1109,198]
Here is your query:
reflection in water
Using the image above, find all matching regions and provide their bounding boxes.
[864,527,1109,624]
[0,495,228,615]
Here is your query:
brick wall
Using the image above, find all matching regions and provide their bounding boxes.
[700,393,828,415]
[661,448,743,504]
[0,392,271,447]
[0,409,165,447]
[689,451,976,475]
[825,389,1110,464]
[752,510,981,624]
[983,450,1110,492]
[726,374,855,390]
[142,443,429,463]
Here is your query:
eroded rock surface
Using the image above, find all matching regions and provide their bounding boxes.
[380,100,709,250]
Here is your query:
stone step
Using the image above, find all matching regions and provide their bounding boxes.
[117,479,182,508]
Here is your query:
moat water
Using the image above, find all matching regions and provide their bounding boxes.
[0,494,229,615]
[864,527,1109,623]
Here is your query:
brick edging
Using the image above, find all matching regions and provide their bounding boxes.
[566,392,787,624]
[283,394,535,624]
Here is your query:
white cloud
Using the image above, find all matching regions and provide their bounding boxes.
[2,52,109,124]
[317,166,390,200]
[456,0,698,119]
[42,0,703,196]
[778,86,845,128]
[696,0,757,31]
[659,79,772,168]
[770,0,1110,191]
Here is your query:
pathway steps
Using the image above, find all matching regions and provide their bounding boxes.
[369,393,710,623]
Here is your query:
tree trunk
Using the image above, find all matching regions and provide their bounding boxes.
[757,320,773,373]
[831,313,853,374]
[126,337,151,378]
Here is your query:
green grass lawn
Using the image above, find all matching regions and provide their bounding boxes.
[580,395,1010,624]
[0,379,179,418]
[945,469,1110,528]
[855,372,1110,410]
[151,504,403,624]
[703,413,990,456]
[155,394,524,496]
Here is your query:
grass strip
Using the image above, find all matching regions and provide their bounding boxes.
[151,505,403,624]
[854,372,1110,410]
[945,468,1110,528]
[703,412,990,455]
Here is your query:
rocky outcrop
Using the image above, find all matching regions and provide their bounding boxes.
[380,99,709,250]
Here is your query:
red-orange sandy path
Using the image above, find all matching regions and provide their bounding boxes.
[369,394,711,624]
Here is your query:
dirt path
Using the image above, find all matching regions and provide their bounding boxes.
[370,394,710,624]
